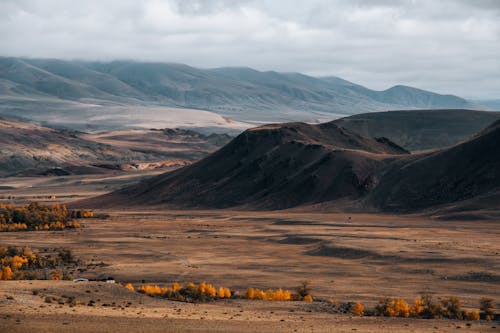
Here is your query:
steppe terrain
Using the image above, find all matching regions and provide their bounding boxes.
[1,207,498,332]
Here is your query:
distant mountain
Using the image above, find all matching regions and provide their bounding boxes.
[473,99,500,111]
[81,113,500,217]
[0,57,481,131]
[333,109,500,151]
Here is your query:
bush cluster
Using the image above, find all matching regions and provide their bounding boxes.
[0,244,76,280]
[480,298,495,321]
[129,281,232,302]
[245,287,293,301]
[0,203,90,231]
[125,281,314,303]
[373,295,487,321]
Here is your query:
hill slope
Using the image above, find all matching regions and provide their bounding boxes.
[369,119,500,211]
[333,109,500,151]
[82,117,500,214]
[84,122,408,209]
[0,118,230,177]
[0,57,480,129]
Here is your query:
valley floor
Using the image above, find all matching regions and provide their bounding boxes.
[0,175,499,332]
[0,208,498,332]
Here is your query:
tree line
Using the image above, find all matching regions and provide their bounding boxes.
[0,203,93,231]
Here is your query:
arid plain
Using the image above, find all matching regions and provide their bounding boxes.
[1,175,498,332]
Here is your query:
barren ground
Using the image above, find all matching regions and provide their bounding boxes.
[0,176,498,332]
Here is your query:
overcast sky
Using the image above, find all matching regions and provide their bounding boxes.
[1,0,499,99]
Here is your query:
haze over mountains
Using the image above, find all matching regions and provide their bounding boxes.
[0,57,481,132]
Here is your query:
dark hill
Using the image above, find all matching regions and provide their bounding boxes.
[333,109,500,151]
[80,117,500,215]
[85,122,408,209]
[369,120,500,211]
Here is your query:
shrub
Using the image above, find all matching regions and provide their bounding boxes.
[375,298,410,317]
[441,296,462,320]
[244,287,292,301]
[419,295,444,319]
[303,295,313,303]
[0,266,13,280]
[58,249,74,263]
[138,285,167,296]
[465,310,480,321]
[352,302,364,316]
[480,297,494,320]
[410,298,424,317]
[124,283,135,291]
[246,288,255,300]
[297,281,312,298]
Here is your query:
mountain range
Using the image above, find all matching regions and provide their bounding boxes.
[0,57,482,131]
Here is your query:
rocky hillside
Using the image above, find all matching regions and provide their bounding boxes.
[0,118,230,177]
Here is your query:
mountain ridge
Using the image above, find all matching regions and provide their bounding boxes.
[0,57,481,130]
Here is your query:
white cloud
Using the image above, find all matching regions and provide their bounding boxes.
[0,0,498,99]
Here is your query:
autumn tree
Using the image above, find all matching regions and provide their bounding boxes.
[124,283,135,291]
[1,266,13,280]
[303,295,313,303]
[466,310,480,321]
[480,298,495,321]
[441,296,462,320]
[352,302,364,316]
[375,298,410,317]
[297,281,312,298]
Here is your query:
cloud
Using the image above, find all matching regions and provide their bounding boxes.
[0,0,498,99]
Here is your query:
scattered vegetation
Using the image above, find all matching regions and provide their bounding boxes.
[375,298,410,317]
[374,295,488,321]
[0,244,78,280]
[245,287,293,301]
[123,281,314,303]
[132,281,232,302]
[0,203,91,231]
[121,280,493,321]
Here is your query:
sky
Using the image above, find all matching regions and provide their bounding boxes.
[1,0,499,99]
